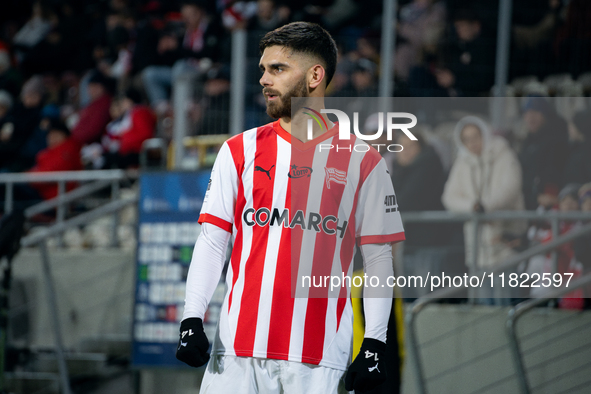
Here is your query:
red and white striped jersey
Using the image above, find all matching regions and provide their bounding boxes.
[198,120,405,370]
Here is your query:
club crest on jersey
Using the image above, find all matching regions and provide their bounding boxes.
[325,167,347,189]
[288,165,313,178]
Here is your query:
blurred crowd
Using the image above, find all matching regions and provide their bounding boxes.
[376,95,591,306]
[0,0,590,289]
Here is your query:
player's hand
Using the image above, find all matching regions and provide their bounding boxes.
[175,318,210,367]
[345,338,387,392]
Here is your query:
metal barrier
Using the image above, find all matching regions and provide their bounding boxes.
[0,170,139,394]
[507,273,591,394]
[402,211,591,394]
[401,210,591,287]
[0,170,138,247]
[17,196,138,394]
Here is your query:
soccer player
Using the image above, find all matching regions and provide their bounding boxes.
[176,22,405,393]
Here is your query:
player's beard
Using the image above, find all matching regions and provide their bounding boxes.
[264,77,308,119]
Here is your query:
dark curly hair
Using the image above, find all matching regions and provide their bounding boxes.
[259,22,338,88]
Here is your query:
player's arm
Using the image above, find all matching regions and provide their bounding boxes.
[175,223,230,367]
[182,223,230,320]
[346,242,393,391]
[354,157,403,333]
[360,242,393,342]
[346,155,404,391]
[176,141,238,367]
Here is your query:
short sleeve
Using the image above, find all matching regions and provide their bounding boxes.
[198,142,238,233]
[355,158,405,245]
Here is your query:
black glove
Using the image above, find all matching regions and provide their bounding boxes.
[175,318,210,367]
[345,338,387,392]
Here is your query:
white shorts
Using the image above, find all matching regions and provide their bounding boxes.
[199,355,349,394]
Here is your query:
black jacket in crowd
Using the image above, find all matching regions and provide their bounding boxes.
[518,114,569,210]
[390,145,450,247]
[443,28,497,95]
[0,102,42,172]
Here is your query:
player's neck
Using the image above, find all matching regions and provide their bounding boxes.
[280,99,333,143]
[281,117,332,143]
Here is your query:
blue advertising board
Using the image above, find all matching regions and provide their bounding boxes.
[132,171,211,367]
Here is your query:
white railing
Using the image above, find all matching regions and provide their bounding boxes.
[403,212,591,394]
[0,170,138,247]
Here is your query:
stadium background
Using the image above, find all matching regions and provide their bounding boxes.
[0,0,590,393]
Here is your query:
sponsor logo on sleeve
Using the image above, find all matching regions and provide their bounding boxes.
[384,194,398,213]
[203,178,212,203]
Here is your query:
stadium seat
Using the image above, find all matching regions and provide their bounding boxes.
[509,76,538,96]
[577,72,591,95]
[521,80,550,97]
[542,73,574,96]
[555,82,587,121]
[487,88,519,132]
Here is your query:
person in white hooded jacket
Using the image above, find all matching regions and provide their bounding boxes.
[442,115,525,271]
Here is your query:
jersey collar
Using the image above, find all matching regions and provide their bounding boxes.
[273,120,340,151]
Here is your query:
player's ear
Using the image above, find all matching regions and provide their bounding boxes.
[308,64,326,89]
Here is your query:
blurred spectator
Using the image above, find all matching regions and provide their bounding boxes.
[377,119,462,300]
[70,70,114,145]
[354,32,381,68]
[327,43,356,97]
[196,65,231,134]
[526,183,584,305]
[248,0,288,32]
[246,0,289,57]
[110,0,132,14]
[130,14,172,75]
[0,48,23,99]
[28,118,82,200]
[330,32,381,97]
[0,119,81,211]
[395,0,446,80]
[338,59,379,118]
[222,1,257,31]
[99,25,134,80]
[579,184,591,213]
[391,130,448,247]
[16,105,61,172]
[0,90,13,120]
[141,0,227,115]
[90,5,138,77]
[554,184,584,309]
[442,116,525,269]
[12,1,54,59]
[282,0,334,26]
[554,0,591,78]
[82,88,156,169]
[511,0,562,78]
[518,96,569,210]
[564,110,591,185]
[350,58,378,97]
[573,183,591,279]
[18,1,90,75]
[513,0,561,49]
[0,75,44,172]
[558,183,580,211]
[408,8,495,96]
